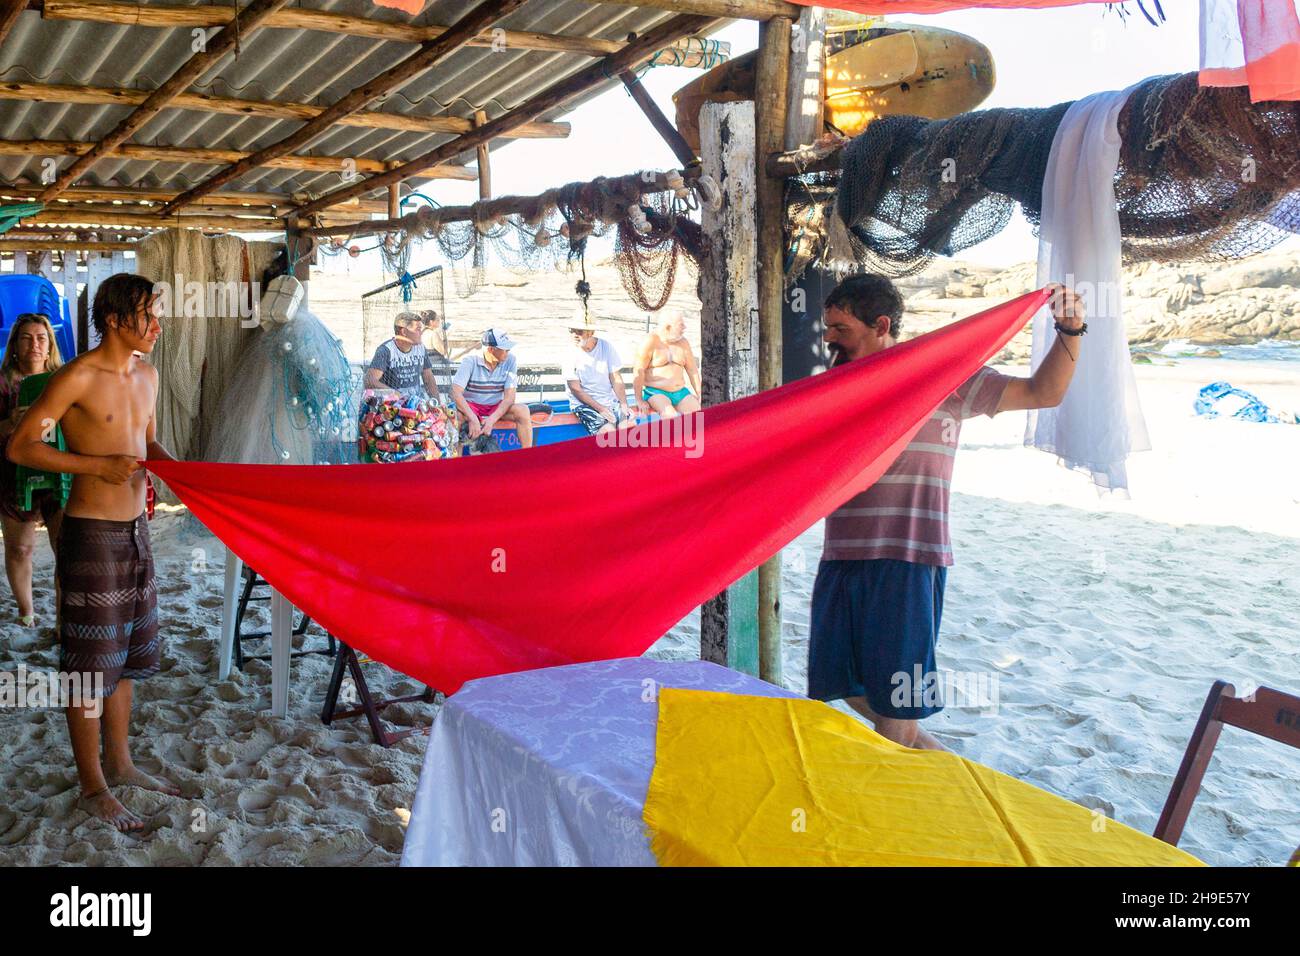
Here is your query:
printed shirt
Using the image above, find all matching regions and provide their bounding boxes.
[370,339,432,392]
[454,352,519,408]
[566,338,623,408]
[822,367,1012,567]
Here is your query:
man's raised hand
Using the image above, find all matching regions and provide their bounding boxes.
[1047,284,1086,331]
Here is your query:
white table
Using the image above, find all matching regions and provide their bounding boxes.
[400,657,796,867]
[220,546,294,717]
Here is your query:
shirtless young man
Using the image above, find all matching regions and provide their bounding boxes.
[9,273,178,833]
[632,312,701,419]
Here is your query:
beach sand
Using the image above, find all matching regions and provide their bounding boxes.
[1,341,1296,866]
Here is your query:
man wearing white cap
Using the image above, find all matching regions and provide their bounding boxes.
[566,321,635,436]
[452,328,532,449]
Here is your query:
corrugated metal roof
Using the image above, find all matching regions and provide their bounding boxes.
[0,0,689,204]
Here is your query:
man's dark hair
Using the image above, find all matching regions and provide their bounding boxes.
[823,274,904,338]
[92,273,155,338]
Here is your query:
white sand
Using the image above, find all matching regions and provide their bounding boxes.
[1,347,1296,866]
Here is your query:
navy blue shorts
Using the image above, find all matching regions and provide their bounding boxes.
[808,558,947,719]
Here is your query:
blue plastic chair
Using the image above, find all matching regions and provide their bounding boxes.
[0,274,77,362]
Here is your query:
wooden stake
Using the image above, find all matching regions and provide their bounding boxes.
[755,15,792,687]
[37,0,294,201]
[293,14,715,218]
[158,0,528,215]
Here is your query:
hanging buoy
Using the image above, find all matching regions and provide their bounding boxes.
[696,174,722,210]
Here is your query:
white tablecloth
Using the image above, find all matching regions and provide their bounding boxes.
[400,657,795,866]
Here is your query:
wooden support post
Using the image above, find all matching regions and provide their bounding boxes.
[618,70,699,168]
[474,110,492,201]
[698,101,759,678]
[388,183,400,220]
[785,6,826,150]
[754,16,791,687]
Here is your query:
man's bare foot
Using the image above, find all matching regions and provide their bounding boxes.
[105,764,181,796]
[79,787,144,833]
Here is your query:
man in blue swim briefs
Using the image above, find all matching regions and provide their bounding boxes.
[632,311,701,419]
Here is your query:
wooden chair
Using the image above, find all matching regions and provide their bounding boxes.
[1154,680,1300,849]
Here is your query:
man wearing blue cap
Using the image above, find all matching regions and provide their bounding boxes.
[452,328,533,449]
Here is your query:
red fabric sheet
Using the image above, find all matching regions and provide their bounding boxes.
[147,289,1049,694]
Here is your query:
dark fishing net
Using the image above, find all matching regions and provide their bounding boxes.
[816,71,1300,280]
[1115,72,1300,261]
[832,103,1071,276]
[613,190,707,313]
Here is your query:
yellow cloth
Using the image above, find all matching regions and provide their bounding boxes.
[643,689,1204,867]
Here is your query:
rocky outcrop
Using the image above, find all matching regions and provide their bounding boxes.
[895,251,1300,361]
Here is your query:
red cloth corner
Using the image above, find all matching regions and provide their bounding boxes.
[147,290,1049,694]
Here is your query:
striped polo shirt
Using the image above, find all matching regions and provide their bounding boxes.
[823,367,1012,567]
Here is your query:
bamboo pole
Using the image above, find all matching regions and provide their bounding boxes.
[37,0,294,201]
[40,0,729,61]
[0,137,476,179]
[0,81,571,140]
[618,70,699,168]
[158,0,529,215]
[303,168,690,239]
[765,137,846,178]
[754,15,792,687]
[0,184,389,210]
[0,239,137,251]
[475,110,492,202]
[0,0,26,46]
[26,208,303,230]
[588,0,799,19]
[294,13,715,218]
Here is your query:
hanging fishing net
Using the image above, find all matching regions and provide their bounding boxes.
[832,102,1071,277]
[203,306,359,466]
[359,265,447,370]
[812,71,1300,281]
[1114,72,1300,261]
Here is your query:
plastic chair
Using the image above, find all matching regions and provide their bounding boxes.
[12,372,71,511]
[1154,680,1300,852]
[0,274,77,362]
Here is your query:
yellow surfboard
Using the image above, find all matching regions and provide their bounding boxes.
[672,23,995,153]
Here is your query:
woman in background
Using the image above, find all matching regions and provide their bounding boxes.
[0,313,65,626]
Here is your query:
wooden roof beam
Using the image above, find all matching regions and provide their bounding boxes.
[0,137,477,182]
[39,0,730,62]
[0,0,27,47]
[0,81,571,140]
[295,13,716,218]
[0,183,389,210]
[35,0,294,201]
[158,0,528,215]
[586,0,798,18]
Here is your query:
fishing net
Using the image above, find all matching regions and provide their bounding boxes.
[832,103,1071,277]
[812,71,1300,281]
[203,306,359,466]
[344,171,710,313]
[1115,72,1300,261]
[359,265,447,367]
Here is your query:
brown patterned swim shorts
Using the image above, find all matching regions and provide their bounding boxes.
[58,513,159,698]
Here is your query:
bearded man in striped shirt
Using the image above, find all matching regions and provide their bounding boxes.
[811,275,1086,751]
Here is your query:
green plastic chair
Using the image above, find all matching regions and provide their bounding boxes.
[12,372,71,511]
